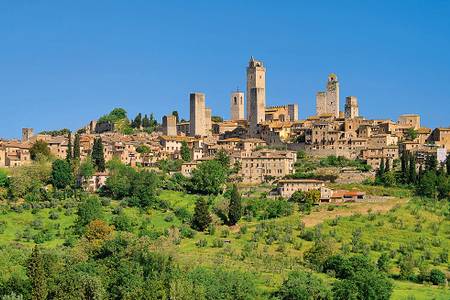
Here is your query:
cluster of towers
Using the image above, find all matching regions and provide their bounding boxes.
[164,57,360,138]
[316,74,359,119]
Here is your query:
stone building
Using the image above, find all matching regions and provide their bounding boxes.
[344,96,359,119]
[230,149,296,183]
[398,114,420,129]
[277,179,325,198]
[230,90,244,121]
[246,57,266,127]
[265,104,298,122]
[22,128,34,142]
[162,115,177,136]
[316,74,340,118]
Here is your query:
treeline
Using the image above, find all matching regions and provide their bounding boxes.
[97,108,160,134]
[375,151,450,200]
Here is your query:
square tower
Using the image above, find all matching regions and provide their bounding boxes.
[22,128,34,142]
[344,96,359,119]
[230,91,244,120]
[246,57,266,120]
[204,107,212,136]
[189,93,206,136]
[326,73,340,118]
[316,92,327,116]
[162,115,177,136]
[249,88,265,136]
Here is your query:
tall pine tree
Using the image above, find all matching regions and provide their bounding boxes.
[401,151,409,183]
[385,158,390,173]
[142,114,150,128]
[228,184,242,226]
[180,141,191,162]
[27,246,48,300]
[446,154,450,176]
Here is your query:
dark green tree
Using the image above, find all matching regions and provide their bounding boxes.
[27,246,47,300]
[384,158,390,173]
[92,138,106,172]
[333,270,393,300]
[446,154,450,176]
[425,154,437,172]
[51,159,73,189]
[171,111,179,123]
[142,114,150,128]
[132,113,142,128]
[408,154,417,184]
[180,141,191,162]
[66,131,73,161]
[73,133,81,161]
[131,171,160,208]
[377,252,390,273]
[191,198,212,231]
[228,185,242,226]
[30,140,51,161]
[215,149,230,169]
[400,151,408,183]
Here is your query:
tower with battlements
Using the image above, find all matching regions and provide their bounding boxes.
[189,93,206,136]
[316,74,340,118]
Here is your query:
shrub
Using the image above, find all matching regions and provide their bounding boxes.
[274,271,332,300]
[429,269,446,285]
[196,238,208,248]
[163,214,174,222]
[179,225,196,239]
[48,211,59,220]
[212,239,224,248]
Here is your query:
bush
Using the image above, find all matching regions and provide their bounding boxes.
[179,225,196,239]
[164,214,174,222]
[261,199,293,219]
[0,220,6,234]
[101,197,111,207]
[274,271,332,300]
[196,238,208,248]
[212,239,224,248]
[429,269,446,285]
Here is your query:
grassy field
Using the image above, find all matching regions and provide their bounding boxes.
[0,189,448,298]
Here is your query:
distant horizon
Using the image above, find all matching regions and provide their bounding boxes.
[1,1,450,138]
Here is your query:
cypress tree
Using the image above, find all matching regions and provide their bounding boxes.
[172,111,179,123]
[385,158,390,173]
[191,198,212,231]
[27,246,47,300]
[142,114,150,128]
[401,151,408,183]
[73,133,81,160]
[408,154,417,184]
[378,158,385,177]
[228,184,242,226]
[66,131,72,161]
[132,113,142,128]
[92,138,106,172]
[425,154,437,172]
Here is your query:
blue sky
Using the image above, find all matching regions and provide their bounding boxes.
[1,0,449,138]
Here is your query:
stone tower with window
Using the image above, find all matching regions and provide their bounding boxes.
[230,90,244,121]
[246,57,266,121]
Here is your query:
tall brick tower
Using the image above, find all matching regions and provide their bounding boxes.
[246,57,266,121]
[189,92,206,136]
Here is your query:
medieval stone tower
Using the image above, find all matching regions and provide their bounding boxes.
[22,128,34,142]
[189,93,206,136]
[246,57,266,121]
[230,90,244,121]
[345,96,359,119]
[162,115,177,136]
[316,73,340,118]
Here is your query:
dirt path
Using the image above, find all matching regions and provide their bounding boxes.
[301,198,407,227]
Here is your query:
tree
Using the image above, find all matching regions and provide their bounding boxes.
[215,149,230,169]
[378,158,385,176]
[228,185,242,226]
[92,138,106,172]
[274,271,332,300]
[51,159,73,189]
[211,116,223,123]
[180,141,191,162]
[171,111,179,123]
[408,154,417,184]
[66,131,72,161]
[79,156,95,188]
[377,252,390,273]
[75,196,103,232]
[142,114,150,128]
[131,171,160,208]
[191,198,212,231]
[73,133,81,161]
[405,128,418,141]
[446,154,450,176]
[27,246,47,300]
[400,151,408,183]
[384,158,390,173]
[136,144,151,154]
[304,238,335,271]
[416,171,437,198]
[30,140,51,161]
[289,190,320,214]
[425,154,437,172]
[131,113,142,128]
[189,160,227,195]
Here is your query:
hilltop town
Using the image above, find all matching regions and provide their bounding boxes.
[1,57,448,198]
